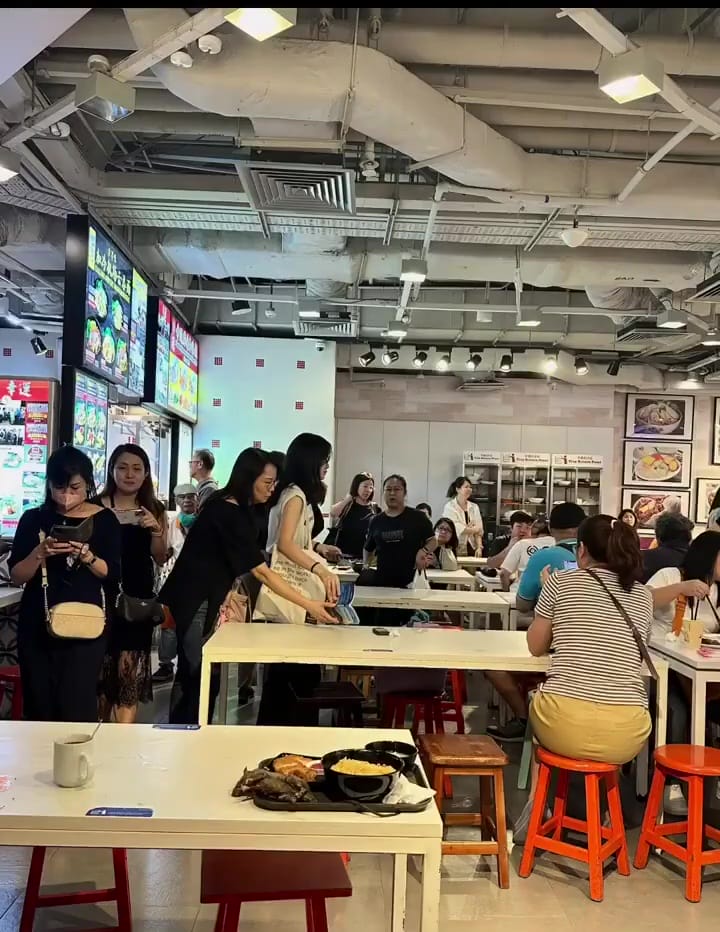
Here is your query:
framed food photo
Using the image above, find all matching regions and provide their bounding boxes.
[621,488,692,533]
[695,478,720,524]
[713,399,720,465]
[625,394,694,442]
[622,440,692,489]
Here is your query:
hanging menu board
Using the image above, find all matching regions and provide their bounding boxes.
[72,371,109,490]
[128,268,148,396]
[168,313,198,423]
[84,225,132,386]
[155,299,171,409]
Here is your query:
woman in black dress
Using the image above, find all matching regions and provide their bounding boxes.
[9,446,121,721]
[329,472,379,559]
[98,444,168,723]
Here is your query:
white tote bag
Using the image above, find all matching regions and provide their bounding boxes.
[411,569,431,590]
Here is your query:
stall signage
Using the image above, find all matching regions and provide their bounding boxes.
[502,452,551,467]
[463,451,502,465]
[552,453,603,468]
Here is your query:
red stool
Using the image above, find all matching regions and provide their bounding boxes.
[0,666,22,720]
[201,850,352,932]
[518,747,629,902]
[440,671,466,734]
[635,744,720,902]
[20,846,131,932]
[380,692,445,736]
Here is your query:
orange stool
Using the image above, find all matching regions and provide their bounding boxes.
[201,850,352,932]
[380,691,444,736]
[0,666,22,720]
[518,747,629,902]
[635,745,720,902]
[20,847,131,932]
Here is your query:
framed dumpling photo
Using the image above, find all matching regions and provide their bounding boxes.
[625,394,694,442]
[622,440,692,489]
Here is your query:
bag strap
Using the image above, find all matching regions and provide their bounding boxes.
[38,530,106,619]
[585,569,658,681]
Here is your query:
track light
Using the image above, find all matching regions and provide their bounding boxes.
[400,258,427,283]
[607,359,621,377]
[574,357,589,376]
[542,351,558,375]
[560,219,589,248]
[516,306,541,327]
[30,335,47,356]
[499,353,513,373]
[465,353,482,371]
[435,352,451,372]
[0,147,21,184]
[412,350,428,368]
[231,300,252,315]
[381,348,399,366]
[224,7,297,40]
[598,47,664,104]
[358,350,376,368]
[657,307,687,330]
[383,321,408,339]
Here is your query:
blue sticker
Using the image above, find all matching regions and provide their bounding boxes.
[338,582,355,606]
[153,723,201,730]
[87,807,154,818]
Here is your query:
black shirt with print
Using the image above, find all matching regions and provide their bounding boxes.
[364,507,434,588]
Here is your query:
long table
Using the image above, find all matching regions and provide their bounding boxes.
[0,722,442,932]
[336,569,477,589]
[650,634,720,745]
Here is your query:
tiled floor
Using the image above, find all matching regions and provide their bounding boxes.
[3,669,720,930]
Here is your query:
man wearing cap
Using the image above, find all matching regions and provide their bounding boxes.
[153,483,198,684]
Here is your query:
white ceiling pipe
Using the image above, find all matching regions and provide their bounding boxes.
[0,7,90,85]
[475,106,704,134]
[502,127,720,157]
[88,111,252,136]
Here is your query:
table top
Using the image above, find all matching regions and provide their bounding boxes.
[0,723,441,843]
[335,568,475,587]
[0,586,22,610]
[352,586,507,612]
[456,556,487,568]
[497,591,517,607]
[204,622,550,672]
[650,634,720,671]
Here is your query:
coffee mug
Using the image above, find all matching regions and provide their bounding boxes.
[53,733,94,788]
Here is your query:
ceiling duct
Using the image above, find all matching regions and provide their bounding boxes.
[614,321,685,344]
[456,377,506,393]
[685,270,720,304]
[236,163,356,217]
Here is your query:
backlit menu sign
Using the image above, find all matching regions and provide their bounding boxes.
[72,371,108,490]
[128,268,148,396]
[84,225,131,386]
[168,314,198,422]
[155,299,171,409]
[0,379,50,536]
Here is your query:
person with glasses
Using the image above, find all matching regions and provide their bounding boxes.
[189,448,218,508]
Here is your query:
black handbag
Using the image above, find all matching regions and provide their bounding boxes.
[115,584,165,626]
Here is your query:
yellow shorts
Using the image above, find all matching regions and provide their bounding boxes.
[530,691,651,766]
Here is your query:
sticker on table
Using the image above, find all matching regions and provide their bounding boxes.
[86,807,154,817]
[153,723,200,730]
[0,776,14,792]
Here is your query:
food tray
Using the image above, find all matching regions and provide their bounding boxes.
[251,754,433,814]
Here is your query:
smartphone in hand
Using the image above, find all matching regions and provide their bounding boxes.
[114,509,143,526]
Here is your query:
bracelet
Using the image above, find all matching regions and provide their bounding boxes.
[88,554,98,566]
[310,561,320,574]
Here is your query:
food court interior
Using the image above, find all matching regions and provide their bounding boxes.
[5,5,720,931]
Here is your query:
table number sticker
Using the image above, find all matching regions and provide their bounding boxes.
[86,807,154,818]
[153,724,201,730]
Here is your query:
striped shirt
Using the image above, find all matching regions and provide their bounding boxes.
[536,567,653,708]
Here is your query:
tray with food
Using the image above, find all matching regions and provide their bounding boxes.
[231,743,434,814]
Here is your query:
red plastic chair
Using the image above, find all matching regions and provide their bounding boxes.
[20,847,131,932]
[0,666,22,720]
[635,744,720,902]
[380,692,445,736]
[518,747,629,902]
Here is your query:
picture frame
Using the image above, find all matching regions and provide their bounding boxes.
[713,399,720,465]
[624,393,694,442]
[695,478,720,524]
[621,488,691,532]
[622,440,692,489]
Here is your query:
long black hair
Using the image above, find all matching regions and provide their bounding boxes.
[682,531,720,585]
[206,447,273,510]
[446,476,472,499]
[44,445,96,508]
[434,517,459,555]
[349,471,374,499]
[274,432,331,506]
[100,443,164,518]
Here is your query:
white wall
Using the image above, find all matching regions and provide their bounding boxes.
[0,329,61,380]
[195,336,337,490]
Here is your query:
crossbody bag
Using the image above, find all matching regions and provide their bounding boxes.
[39,532,106,640]
[585,568,658,681]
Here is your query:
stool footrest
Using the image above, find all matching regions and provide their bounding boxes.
[32,888,121,908]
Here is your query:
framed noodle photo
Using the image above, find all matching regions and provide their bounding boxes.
[622,440,692,489]
[621,488,691,532]
[695,478,720,524]
[625,393,694,442]
[713,399,720,465]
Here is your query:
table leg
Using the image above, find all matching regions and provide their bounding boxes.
[508,609,517,632]
[198,656,211,726]
[655,662,668,748]
[691,672,708,746]
[217,663,229,725]
[419,843,441,932]
[391,853,407,932]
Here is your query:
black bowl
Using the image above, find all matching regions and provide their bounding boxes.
[322,749,402,803]
[364,740,417,774]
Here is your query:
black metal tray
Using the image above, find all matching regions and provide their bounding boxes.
[251,754,433,815]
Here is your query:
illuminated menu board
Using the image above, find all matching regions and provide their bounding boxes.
[84,225,131,386]
[155,299,171,409]
[72,371,108,490]
[168,314,198,423]
[128,268,148,396]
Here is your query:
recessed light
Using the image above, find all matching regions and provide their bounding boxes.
[224,7,297,41]
[598,48,664,104]
[657,307,687,329]
[400,258,427,283]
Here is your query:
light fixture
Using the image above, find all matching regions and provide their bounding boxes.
[0,148,21,183]
[75,71,136,124]
[657,307,687,329]
[499,353,513,373]
[383,321,408,339]
[435,351,451,372]
[170,50,194,68]
[400,258,428,283]
[231,300,252,315]
[198,34,223,54]
[574,356,589,376]
[542,351,558,374]
[607,359,621,377]
[466,353,482,371]
[412,350,428,368]
[560,220,589,248]
[381,348,399,366]
[400,311,411,325]
[263,305,277,319]
[598,47,664,104]
[702,337,720,347]
[298,308,321,319]
[30,334,47,356]
[516,306,541,328]
[224,7,297,41]
[475,310,493,324]
[358,350,376,368]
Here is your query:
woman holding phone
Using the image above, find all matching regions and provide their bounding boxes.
[9,446,121,721]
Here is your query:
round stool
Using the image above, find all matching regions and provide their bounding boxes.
[518,746,629,902]
[635,744,720,902]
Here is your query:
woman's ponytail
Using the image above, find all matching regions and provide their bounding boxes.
[579,514,642,591]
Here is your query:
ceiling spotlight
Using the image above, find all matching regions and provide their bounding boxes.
[400,258,428,283]
[574,356,589,376]
[298,308,321,319]
[0,147,21,184]
[383,321,408,339]
[75,71,135,123]
[263,305,277,319]
[170,50,194,68]
[231,300,252,315]
[224,7,297,40]
[475,310,493,324]
[657,306,687,329]
[607,359,621,377]
[516,306,541,328]
[381,348,399,366]
[560,219,589,248]
[400,311,411,325]
[435,352,451,372]
[499,353,513,373]
[412,350,428,368]
[598,47,664,104]
[358,350,376,368]
[542,351,558,375]
[30,334,47,356]
[198,34,223,54]
[466,353,482,371]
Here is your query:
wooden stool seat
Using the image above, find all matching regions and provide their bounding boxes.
[418,732,510,889]
[201,851,352,932]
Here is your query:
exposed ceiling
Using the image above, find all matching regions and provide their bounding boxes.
[2,7,720,384]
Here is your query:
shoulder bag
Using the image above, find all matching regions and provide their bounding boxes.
[39,533,105,640]
[115,582,165,626]
[585,568,658,680]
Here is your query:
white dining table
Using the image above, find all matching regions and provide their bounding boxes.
[650,635,720,745]
[335,569,477,589]
[456,556,488,570]
[0,586,22,610]
[0,722,442,932]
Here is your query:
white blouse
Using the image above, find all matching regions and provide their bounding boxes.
[442,498,484,556]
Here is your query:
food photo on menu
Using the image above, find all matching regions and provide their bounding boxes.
[622,440,692,488]
[622,490,691,530]
[84,225,132,385]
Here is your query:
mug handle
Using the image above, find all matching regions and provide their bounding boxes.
[79,755,89,784]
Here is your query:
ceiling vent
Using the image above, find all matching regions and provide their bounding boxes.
[235,162,356,216]
[615,321,684,344]
[455,377,507,393]
[293,317,359,339]
[685,270,720,304]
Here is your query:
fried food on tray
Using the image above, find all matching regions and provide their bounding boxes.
[232,767,315,803]
[272,755,319,782]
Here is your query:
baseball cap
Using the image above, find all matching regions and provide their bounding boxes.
[549,502,586,531]
[174,483,197,497]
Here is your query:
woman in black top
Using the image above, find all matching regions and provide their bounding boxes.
[9,446,121,722]
[160,447,337,724]
[98,444,168,724]
[329,472,379,559]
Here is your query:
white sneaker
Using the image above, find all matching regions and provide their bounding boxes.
[664,783,688,817]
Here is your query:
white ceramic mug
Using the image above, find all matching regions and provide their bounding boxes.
[53,733,94,788]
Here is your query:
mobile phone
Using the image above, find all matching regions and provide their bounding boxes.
[563,560,578,571]
[114,508,143,526]
[50,516,94,543]
[372,627,390,636]
[338,582,355,607]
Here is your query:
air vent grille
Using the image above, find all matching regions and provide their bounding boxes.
[615,322,683,344]
[685,271,720,304]
[236,162,356,216]
[294,318,359,338]
[456,379,506,393]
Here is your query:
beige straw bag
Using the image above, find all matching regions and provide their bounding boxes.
[39,532,106,640]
